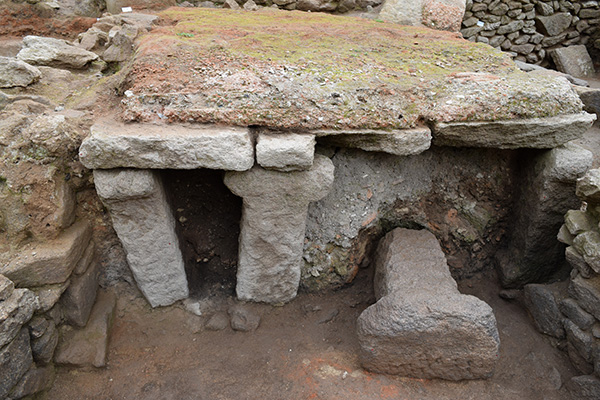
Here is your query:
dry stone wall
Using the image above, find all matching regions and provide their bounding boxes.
[461,0,600,64]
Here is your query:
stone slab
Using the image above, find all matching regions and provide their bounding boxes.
[523,282,566,339]
[54,290,116,368]
[0,56,41,88]
[74,240,95,275]
[17,35,98,69]
[61,260,100,327]
[564,318,594,363]
[551,45,595,79]
[79,120,254,171]
[94,169,188,307]
[315,128,431,156]
[431,113,596,149]
[569,274,600,320]
[565,210,596,235]
[0,328,32,399]
[0,288,39,349]
[256,132,316,172]
[1,220,92,287]
[560,298,596,330]
[357,228,499,380]
[224,155,335,304]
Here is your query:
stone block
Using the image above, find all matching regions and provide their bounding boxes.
[574,231,600,274]
[17,35,98,69]
[568,375,600,400]
[0,274,14,301]
[0,56,41,88]
[357,228,499,380]
[558,224,575,245]
[54,290,116,368]
[523,283,566,338]
[0,288,39,349]
[9,364,55,400]
[79,120,254,171]
[568,342,595,374]
[0,328,32,399]
[74,240,95,275]
[535,13,573,36]
[431,113,596,149]
[566,246,594,278]
[315,128,431,157]
[256,132,316,172]
[93,169,188,307]
[32,281,70,313]
[575,86,600,117]
[27,316,49,339]
[228,304,261,332]
[378,0,466,32]
[31,320,58,365]
[551,45,595,79]
[569,274,600,320]
[564,318,594,363]
[61,260,100,327]
[224,155,335,304]
[577,169,600,203]
[1,220,92,287]
[565,210,596,235]
[560,298,596,330]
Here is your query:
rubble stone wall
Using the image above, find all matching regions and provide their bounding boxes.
[461,0,600,65]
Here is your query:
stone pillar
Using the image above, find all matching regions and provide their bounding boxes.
[224,155,335,304]
[93,169,188,307]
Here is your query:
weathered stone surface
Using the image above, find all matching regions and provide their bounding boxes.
[17,36,98,69]
[228,304,261,332]
[28,316,49,340]
[61,260,100,327]
[558,224,575,245]
[497,143,592,287]
[431,113,596,149]
[577,168,600,203]
[575,86,600,117]
[31,320,58,365]
[94,169,188,307]
[0,56,41,88]
[568,342,594,374]
[568,375,600,400]
[564,318,594,363]
[378,0,423,26]
[9,365,55,400]
[1,220,92,287]
[224,155,335,303]
[0,328,32,399]
[551,45,595,79]
[573,231,600,274]
[0,274,14,301]
[79,120,254,171]
[523,283,566,338]
[566,246,594,278]
[205,312,229,331]
[535,13,573,36]
[74,240,95,276]
[315,128,431,157]
[379,0,466,32]
[565,210,596,235]
[54,290,116,368]
[560,298,595,330]
[32,281,70,313]
[569,274,600,320]
[256,132,316,172]
[0,289,39,349]
[357,228,499,380]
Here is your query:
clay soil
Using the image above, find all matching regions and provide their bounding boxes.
[45,265,576,400]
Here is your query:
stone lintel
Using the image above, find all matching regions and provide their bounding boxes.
[224,155,335,304]
[93,169,188,307]
[431,113,596,149]
[314,127,431,156]
[79,120,254,171]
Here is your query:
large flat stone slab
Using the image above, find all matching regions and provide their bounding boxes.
[1,220,92,287]
[79,120,254,171]
[315,128,431,156]
[93,169,189,307]
[551,45,595,79]
[431,113,596,149]
[357,228,499,380]
[224,155,334,304]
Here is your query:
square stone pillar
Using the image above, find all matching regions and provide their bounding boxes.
[224,155,335,304]
[93,169,188,307]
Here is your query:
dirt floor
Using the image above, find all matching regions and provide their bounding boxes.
[46,264,577,400]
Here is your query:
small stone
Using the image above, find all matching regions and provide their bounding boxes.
[558,224,575,245]
[566,246,594,279]
[243,0,259,10]
[205,312,229,331]
[559,298,595,330]
[499,289,520,300]
[564,319,594,363]
[31,320,58,365]
[0,328,32,399]
[567,342,594,374]
[568,375,600,400]
[223,0,241,8]
[0,274,14,301]
[577,169,600,203]
[0,289,39,349]
[183,299,203,317]
[524,283,566,338]
[569,274,600,320]
[0,56,42,88]
[229,305,260,332]
[27,316,49,339]
[32,281,70,313]
[60,260,100,327]
[573,231,600,273]
[317,308,339,324]
[565,210,596,235]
